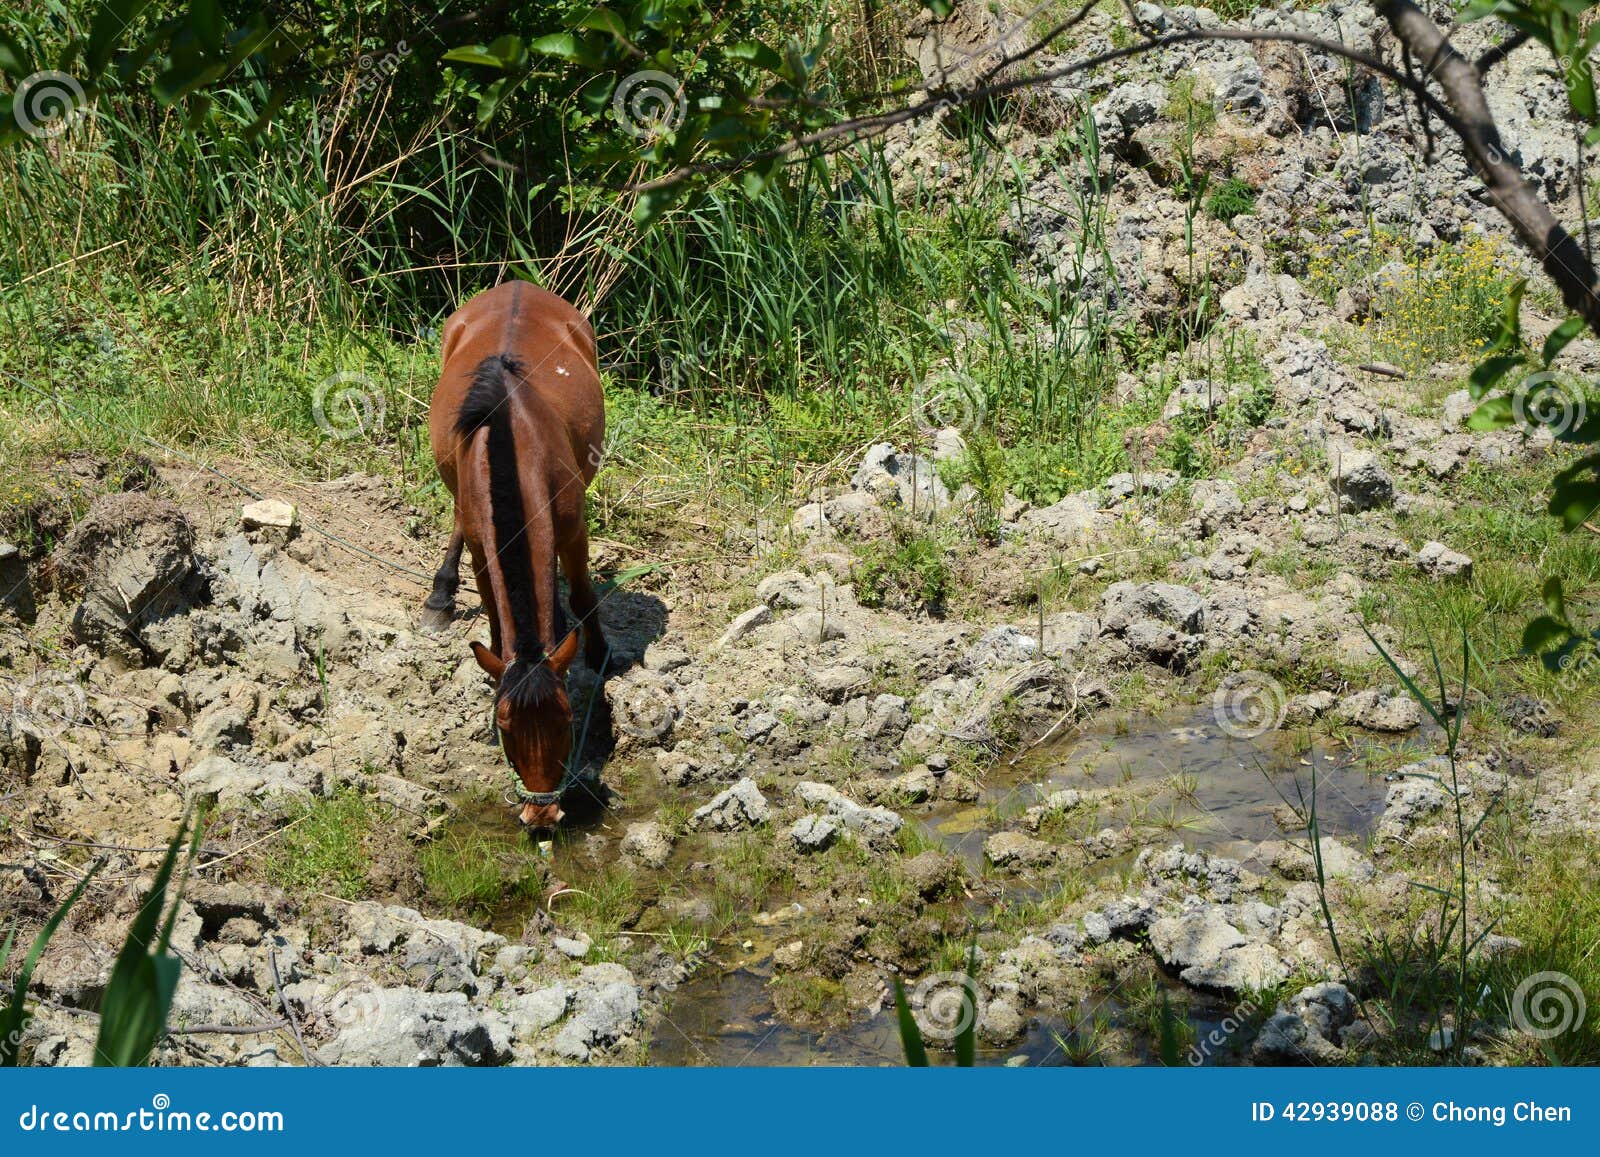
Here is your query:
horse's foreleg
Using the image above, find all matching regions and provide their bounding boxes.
[559,530,610,675]
[421,527,465,632]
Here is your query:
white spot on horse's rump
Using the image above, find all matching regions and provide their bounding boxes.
[556,364,570,376]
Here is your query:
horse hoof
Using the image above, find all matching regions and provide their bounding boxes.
[419,605,454,633]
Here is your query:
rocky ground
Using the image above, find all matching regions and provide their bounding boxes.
[4,2,1598,1066]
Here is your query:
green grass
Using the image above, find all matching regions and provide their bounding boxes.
[420,826,544,919]
[264,789,376,901]
[854,526,954,614]
[552,866,639,955]
[1,69,1219,543]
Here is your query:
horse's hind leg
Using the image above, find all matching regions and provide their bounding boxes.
[559,528,610,675]
[421,527,465,632]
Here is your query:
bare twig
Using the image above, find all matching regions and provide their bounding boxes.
[268,947,318,1067]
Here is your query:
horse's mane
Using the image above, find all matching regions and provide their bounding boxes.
[456,354,565,711]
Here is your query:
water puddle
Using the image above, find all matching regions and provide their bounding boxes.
[926,706,1399,869]
[639,706,1424,1067]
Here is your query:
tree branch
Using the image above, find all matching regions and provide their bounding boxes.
[630,2,1600,339]
[1373,0,1600,333]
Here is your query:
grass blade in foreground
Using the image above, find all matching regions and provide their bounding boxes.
[93,815,202,1066]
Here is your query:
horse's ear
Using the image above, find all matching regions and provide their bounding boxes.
[548,628,581,676]
[471,641,506,680]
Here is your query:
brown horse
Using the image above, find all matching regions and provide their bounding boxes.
[424,281,610,830]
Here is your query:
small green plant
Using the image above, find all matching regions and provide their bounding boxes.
[854,528,952,615]
[265,789,374,900]
[1204,177,1257,223]
[2,871,98,1066]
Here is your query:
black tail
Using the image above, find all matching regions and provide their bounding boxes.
[457,355,563,709]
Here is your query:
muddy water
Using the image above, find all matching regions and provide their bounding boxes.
[927,707,1395,869]
[642,709,1413,1067]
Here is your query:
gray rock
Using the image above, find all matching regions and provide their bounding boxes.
[755,570,821,610]
[1264,836,1376,883]
[1191,479,1243,536]
[345,903,504,994]
[506,985,570,1036]
[789,814,840,853]
[180,754,321,807]
[1100,581,1205,634]
[809,664,870,704]
[851,442,949,515]
[1416,540,1473,579]
[1019,494,1107,545]
[1122,618,1202,670]
[1330,450,1395,511]
[983,831,1058,870]
[320,988,513,1066]
[1377,773,1450,841]
[966,625,1041,670]
[52,492,205,662]
[552,937,591,960]
[1037,612,1099,660]
[1093,81,1167,153]
[717,605,773,647]
[1148,906,1289,994]
[1337,688,1421,732]
[821,492,891,540]
[551,964,642,1061]
[793,781,903,844]
[977,996,1026,1044]
[690,777,770,831]
[1253,982,1357,1064]
[931,427,967,460]
[241,498,298,532]
[620,821,675,869]
[1441,389,1477,428]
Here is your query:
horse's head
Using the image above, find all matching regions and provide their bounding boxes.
[470,631,580,831]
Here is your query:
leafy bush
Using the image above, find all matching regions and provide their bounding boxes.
[854,529,952,615]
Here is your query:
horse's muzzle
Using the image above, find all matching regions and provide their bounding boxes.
[519,801,563,831]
